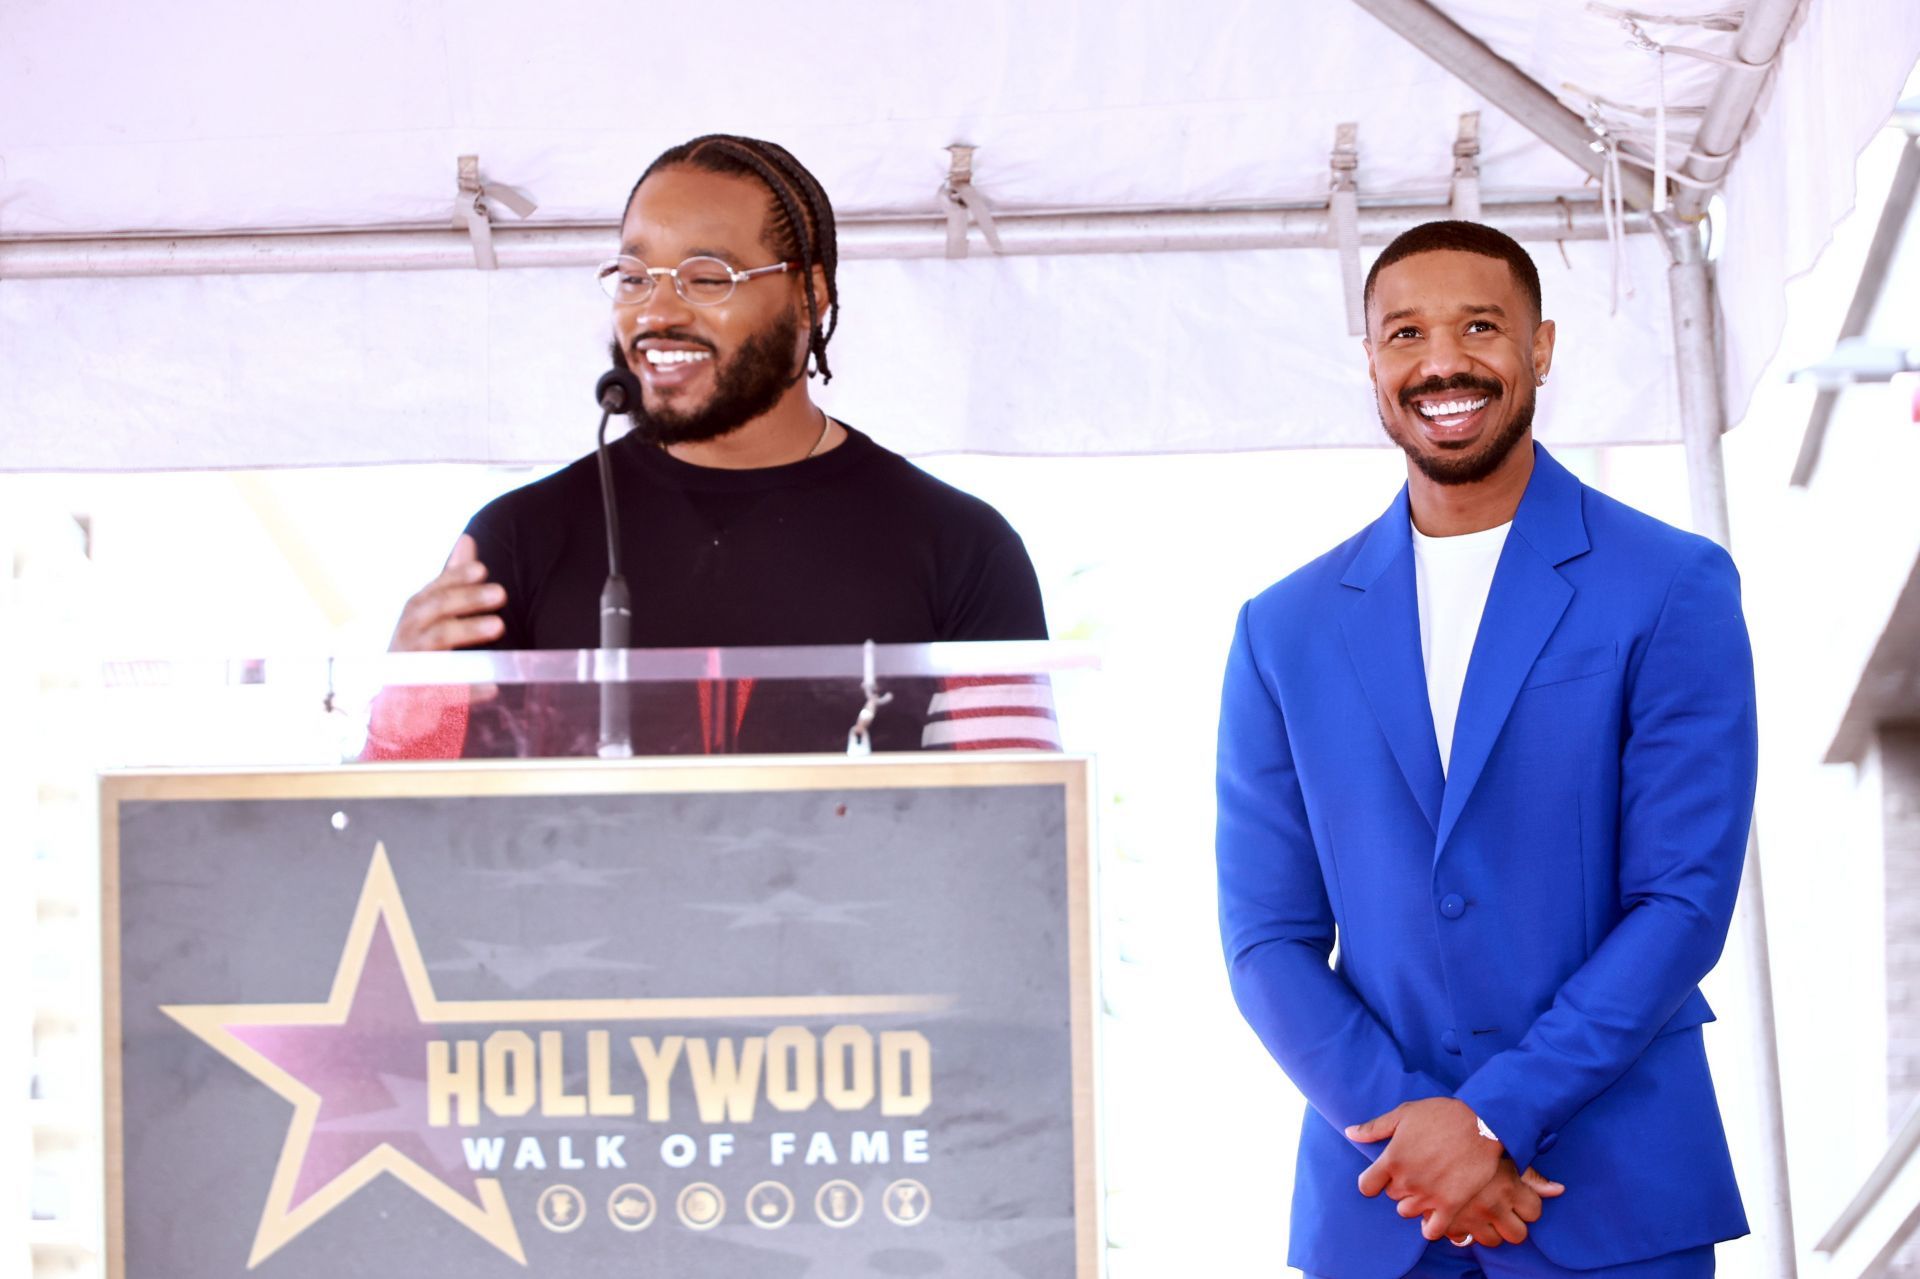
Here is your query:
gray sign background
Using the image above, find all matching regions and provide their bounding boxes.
[108,763,1087,1278]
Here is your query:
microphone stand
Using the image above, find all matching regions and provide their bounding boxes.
[594,371,638,759]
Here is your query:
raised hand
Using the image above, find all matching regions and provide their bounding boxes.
[389,535,507,652]
[1347,1098,1503,1240]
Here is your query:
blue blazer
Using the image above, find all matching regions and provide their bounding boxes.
[1216,445,1754,1276]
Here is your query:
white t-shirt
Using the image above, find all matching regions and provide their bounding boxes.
[1411,520,1512,775]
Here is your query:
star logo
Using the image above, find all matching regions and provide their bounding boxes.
[162,844,951,1268]
[162,845,526,1266]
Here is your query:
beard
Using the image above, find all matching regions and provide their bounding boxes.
[609,305,803,447]
[1378,372,1535,487]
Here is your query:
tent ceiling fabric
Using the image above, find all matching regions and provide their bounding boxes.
[2,0,1917,468]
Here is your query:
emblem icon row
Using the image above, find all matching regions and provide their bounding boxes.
[536,1178,932,1232]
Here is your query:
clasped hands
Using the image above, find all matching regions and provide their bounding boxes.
[1345,1098,1564,1247]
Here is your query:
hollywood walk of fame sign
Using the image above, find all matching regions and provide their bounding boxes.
[102,756,1094,1277]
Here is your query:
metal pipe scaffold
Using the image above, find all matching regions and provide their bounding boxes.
[0,199,1647,281]
[1659,209,1799,1279]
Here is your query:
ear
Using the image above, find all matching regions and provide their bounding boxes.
[1531,317,1557,384]
[788,313,814,380]
[1361,336,1377,385]
[807,262,832,312]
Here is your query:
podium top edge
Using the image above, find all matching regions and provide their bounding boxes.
[97,752,1097,800]
[97,641,1101,690]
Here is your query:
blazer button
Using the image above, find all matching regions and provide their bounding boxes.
[1440,1028,1461,1055]
[1439,893,1467,919]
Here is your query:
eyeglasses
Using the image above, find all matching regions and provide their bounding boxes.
[595,255,797,306]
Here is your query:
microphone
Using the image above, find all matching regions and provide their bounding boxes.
[593,367,642,759]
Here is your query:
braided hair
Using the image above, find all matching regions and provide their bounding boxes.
[628,135,841,383]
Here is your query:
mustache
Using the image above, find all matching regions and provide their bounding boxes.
[1398,373,1503,408]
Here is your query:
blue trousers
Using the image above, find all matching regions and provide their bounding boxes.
[1313,1240,1715,1279]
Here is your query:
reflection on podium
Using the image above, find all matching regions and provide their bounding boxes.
[355,642,1075,759]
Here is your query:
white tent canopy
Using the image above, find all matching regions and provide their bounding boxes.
[2,0,1915,470]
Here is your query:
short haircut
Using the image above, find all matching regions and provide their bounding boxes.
[1363,219,1542,321]
[628,135,842,382]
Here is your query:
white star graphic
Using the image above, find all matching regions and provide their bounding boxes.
[686,889,890,930]
[696,826,838,857]
[428,939,646,991]
[470,859,645,889]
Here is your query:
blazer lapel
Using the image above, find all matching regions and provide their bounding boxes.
[1434,445,1590,856]
[1340,489,1445,833]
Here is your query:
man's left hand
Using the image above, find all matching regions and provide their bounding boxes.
[1347,1098,1503,1238]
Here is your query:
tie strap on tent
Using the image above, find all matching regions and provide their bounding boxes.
[1329,123,1365,337]
[940,144,1004,259]
[1562,84,1715,191]
[1592,5,1788,217]
[1580,106,1634,313]
[455,154,537,271]
[1451,112,1484,221]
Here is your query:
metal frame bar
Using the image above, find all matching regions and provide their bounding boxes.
[1791,130,1920,486]
[1659,210,1799,1279]
[0,200,1646,282]
[1673,0,1806,218]
[1348,0,1656,209]
[1816,1097,1920,1278]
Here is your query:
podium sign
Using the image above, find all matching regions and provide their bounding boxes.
[103,756,1094,1277]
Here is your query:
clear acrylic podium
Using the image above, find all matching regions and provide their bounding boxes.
[86,641,1098,767]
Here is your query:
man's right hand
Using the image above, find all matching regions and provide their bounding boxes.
[389,535,507,651]
[1419,1161,1563,1247]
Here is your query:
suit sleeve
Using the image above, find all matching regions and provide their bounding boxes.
[1454,541,1757,1172]
[1217,601,1452,1144]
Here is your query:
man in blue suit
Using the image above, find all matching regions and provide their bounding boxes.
[1216,220,1755,1277]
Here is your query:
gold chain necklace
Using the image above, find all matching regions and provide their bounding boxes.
[803,409,833,461]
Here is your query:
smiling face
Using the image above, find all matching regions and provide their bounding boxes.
[1364,249,1555,487]
[611,166,813,446]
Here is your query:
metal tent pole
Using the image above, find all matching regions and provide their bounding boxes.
[1660,210,1799,1279]
[0,199,1646,282]
[1672,0,1806,220]
[1790,128,1920,487]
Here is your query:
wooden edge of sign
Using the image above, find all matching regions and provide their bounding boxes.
[98,778,127,1279]
[1063,757,1102,1278]
[94,751,1089,801]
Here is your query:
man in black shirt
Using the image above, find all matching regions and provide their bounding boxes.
[385,134,1047,754]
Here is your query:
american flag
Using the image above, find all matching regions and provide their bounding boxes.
[920,675,1061,751]
[361,685,470,761]
[361,673,1063,759]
